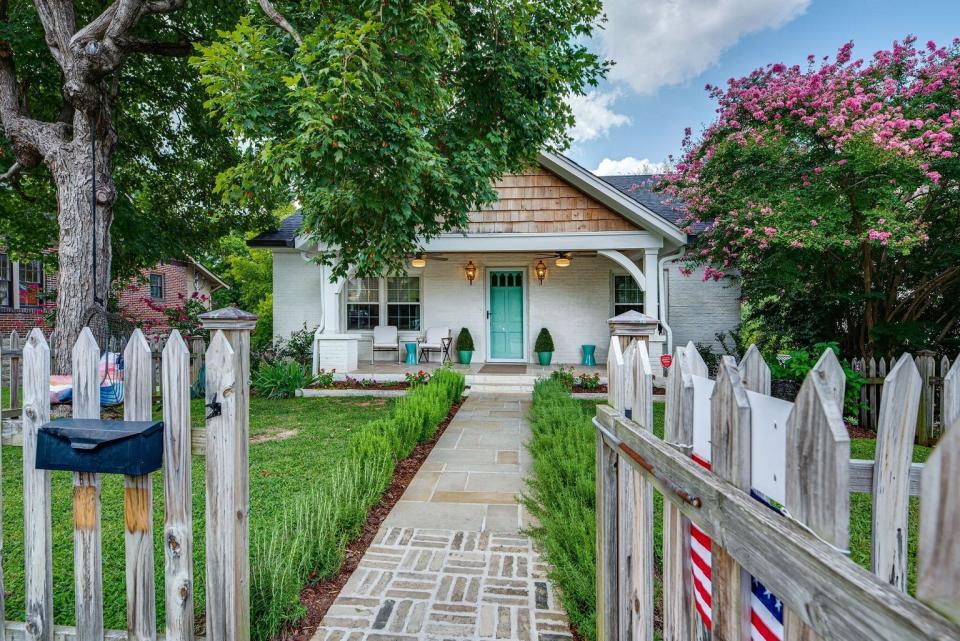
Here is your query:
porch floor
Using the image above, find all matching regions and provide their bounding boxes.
[339,360,605,378]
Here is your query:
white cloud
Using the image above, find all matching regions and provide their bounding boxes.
[567,91,631,142]
[600,0,809,94]
[593,156,669,175]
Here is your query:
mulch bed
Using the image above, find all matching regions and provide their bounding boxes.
[309,381,411,391]
[846,423,875,439]
[571,384,607,394]
[271,398,464,641]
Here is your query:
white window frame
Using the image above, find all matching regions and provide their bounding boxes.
[149,273,165,300]
[343,275,423,333]
[611,271,644,317]
[0,254,13,308]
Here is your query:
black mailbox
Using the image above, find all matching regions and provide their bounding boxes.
[36,419,163,476]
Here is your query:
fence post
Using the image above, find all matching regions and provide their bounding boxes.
[944,357,960,433]
[917,379,960,623]
[596,335,622,641]
[662,344,695,641]
[72,328,104,641]
[872,355,921,591]
[123,330,156,641]
[915,351,936,446]
[738,345,770,395]
[710,356,752,641]
[162,331,195,641]
[200,308,256,641]
[783,349,849,641]
[618,341,654,641]
[22,329,52,641]
[9,330,21,418]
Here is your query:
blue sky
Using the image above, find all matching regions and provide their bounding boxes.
[570,0,960,175]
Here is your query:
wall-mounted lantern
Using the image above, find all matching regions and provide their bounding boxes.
[534,260,547,285]
[464,261,478,285]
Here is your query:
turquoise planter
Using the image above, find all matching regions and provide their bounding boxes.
[459,350,473,365]
[581,344,597,366]
[537,351,553,366]
[404,342,418,365]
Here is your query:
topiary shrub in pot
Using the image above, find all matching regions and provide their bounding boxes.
[535,328,554,366]
[456,328,475,364]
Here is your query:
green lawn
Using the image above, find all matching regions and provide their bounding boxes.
[526,383,933,641]
[2,395,394,634]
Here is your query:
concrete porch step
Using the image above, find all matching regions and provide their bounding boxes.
[467,384,535,395]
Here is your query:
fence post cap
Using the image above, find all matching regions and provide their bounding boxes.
[608,310,659,337]
[199,306,258,332]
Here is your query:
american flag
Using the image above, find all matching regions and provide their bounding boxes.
[689,456,784,641]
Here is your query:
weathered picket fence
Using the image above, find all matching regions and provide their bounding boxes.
[2,306,254,641]
[596,333,960,641]
[2,331,23,420]
[852,352,954,445]
[146,334,207,399]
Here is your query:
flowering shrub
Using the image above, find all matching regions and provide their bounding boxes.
[575,372,602,390]
[141,292,210,341]
[549,366,575,390]
[315,368,336,388]
[404,370,430,387]
[657,37,960,356]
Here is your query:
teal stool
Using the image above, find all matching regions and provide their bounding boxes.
[404,342,418,365]
[581,344,596,366]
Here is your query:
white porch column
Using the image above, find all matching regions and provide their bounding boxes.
[321,264,342,335]
[643,249,660,321]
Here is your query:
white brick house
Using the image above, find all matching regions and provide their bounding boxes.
[250,152,740,375]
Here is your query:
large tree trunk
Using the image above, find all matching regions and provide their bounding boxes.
[50,112,116,373]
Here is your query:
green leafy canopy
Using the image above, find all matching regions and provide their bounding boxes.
[194,0,608,278]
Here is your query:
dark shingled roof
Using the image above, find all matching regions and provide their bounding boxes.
[597,174,687,228]
[249,173,691,247]
[248,213,303,247]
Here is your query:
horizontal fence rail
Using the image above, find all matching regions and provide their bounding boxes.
[597,333,960,641]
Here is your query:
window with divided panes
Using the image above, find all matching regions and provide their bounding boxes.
[613,274,644,316]
[18,260,43,307]
[0,254,11,307]
[346,276,421,331]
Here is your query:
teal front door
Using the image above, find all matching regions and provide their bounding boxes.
[489,270,524,360]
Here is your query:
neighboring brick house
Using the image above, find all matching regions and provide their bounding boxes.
[0,253,54,333]
[0,253,227,334]
[116,259,229,329]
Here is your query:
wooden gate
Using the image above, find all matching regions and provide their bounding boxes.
[3,306,254,641]
[597,335,960,641]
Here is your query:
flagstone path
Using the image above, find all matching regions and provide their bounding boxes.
[310,394,573,641]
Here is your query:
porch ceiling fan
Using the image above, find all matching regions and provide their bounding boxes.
[407,252,449,267]
[535,251,594,267]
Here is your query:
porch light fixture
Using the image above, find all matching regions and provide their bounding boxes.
[534,260,547,285]
[555,256,571,268]
[464,261,478,285]
[410,254,427,268]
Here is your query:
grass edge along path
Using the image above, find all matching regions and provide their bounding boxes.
[522,380,931,641]
[252,368,465,639]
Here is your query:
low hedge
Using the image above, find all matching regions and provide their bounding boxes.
[250,368,464,638]
[522,379,598,639]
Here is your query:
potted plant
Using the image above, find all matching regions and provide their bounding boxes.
[535,328,554,366]
[456,327,475,364]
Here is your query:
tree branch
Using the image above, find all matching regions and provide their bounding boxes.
[257,0,303,46]
[122,36,193,57]
[0,161,21,182]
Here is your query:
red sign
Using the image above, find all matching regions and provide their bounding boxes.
[660,354,674,369]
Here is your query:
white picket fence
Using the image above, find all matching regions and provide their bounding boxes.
[596,334,960,641]
[3,306,254,641]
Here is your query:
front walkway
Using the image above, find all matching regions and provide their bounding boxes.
[311,394,573,641]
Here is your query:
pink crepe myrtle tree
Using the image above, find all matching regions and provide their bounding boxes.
[658,37,960,357]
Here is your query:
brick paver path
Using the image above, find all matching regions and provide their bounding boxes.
[311,394,573,641]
